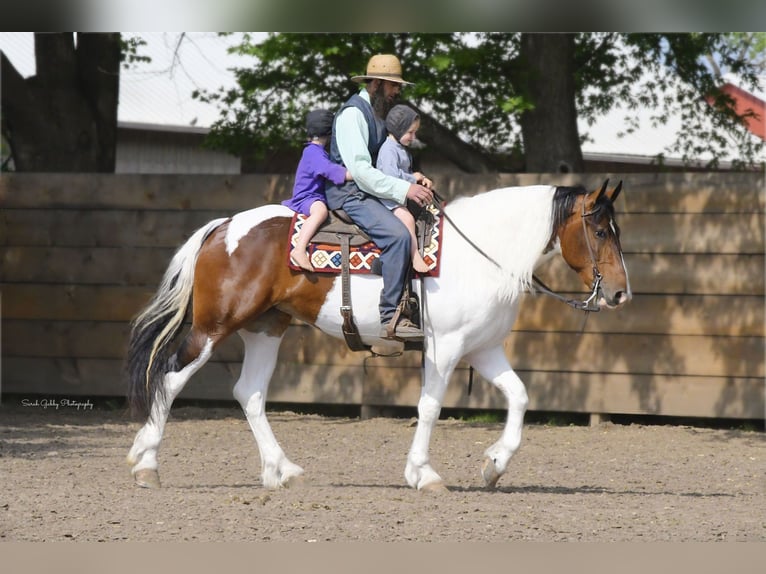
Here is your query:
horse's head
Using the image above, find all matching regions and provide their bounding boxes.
[557,180,632,309]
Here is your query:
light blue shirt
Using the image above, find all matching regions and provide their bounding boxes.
[334,90,410,205]
[376,136,417,184]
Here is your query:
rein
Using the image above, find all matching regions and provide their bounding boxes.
[530,198,604,313]
[430,189,603,314]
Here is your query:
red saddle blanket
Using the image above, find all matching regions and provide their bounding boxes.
[286,206,443,277]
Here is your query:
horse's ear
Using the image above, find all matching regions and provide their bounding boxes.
[607,180,623,204]
[586,179,609,209]
[594,179,609,202]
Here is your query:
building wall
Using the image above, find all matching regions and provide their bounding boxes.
[116,124,241,174]
[1,172,763,420]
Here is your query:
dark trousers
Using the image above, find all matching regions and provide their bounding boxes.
[335,190,411,324]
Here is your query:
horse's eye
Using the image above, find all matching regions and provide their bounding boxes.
[595,229,607,239]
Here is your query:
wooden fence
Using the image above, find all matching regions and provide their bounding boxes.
[1,172,763,420]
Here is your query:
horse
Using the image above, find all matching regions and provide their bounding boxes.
[126,179,631,492]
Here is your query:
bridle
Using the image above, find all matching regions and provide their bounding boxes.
[532,196,605,313]
[431,188,607,314]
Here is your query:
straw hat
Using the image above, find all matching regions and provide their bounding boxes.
[351,54,414,85]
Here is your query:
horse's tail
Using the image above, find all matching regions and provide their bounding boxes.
[126,217,228,419]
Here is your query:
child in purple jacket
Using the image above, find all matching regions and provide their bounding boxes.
[283,109,351,271]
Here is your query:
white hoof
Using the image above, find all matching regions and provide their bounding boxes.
[481,457,502,488]
[420,480,449,494]
[134,468,162,489]
[282,473,306,489]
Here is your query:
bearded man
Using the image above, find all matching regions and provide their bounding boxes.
[326,54,433,340]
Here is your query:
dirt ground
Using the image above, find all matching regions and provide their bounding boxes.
[1,401,763,542]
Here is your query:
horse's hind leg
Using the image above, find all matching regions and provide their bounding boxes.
[127,331,214,488]
[233,312,303,489]
[465,345,529,488]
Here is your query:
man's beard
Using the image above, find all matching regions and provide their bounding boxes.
[370,82,396,119]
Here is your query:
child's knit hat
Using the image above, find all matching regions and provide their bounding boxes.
[306,109,334,138]
[385,105,419,142]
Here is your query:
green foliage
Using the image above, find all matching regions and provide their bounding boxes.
[119,34,151,69]
[196,32,764,167]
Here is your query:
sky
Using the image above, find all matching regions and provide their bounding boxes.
[1,32,762,161]
[1,32,253,128]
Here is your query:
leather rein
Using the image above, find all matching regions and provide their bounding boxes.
[431,189,604,313]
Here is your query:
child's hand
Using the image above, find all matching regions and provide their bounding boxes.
[415,173,433,189]
[345,170,353,181]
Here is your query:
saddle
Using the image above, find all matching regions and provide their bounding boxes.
[307,204,437,352]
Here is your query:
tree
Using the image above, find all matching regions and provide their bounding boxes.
[519,33,583,172]
[198,32,764,172]
[1,33,122,172]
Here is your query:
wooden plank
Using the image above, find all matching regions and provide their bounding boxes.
[515,293,765,337]
[362,369,765,420]
[3,249,763,295]
[1,358,363,405]
[618,213,764,254]
[0,284,154,321]
[2,293,762,364]
[4,209,761,255]
[0,208,228,248]
[5,210,762,265]
[2,295,766,362]
[539,253,764,295]
[0,174,295,210]
[1,246,173,285]
[4,290,764,367]
[2,320,132,358]
[2,173,763,213]
[614,178,765,213]
[3,357,761,419]
[501,332,764,378]
[436,172,765,213]
[2,249,763,326]
[270,329,764,378]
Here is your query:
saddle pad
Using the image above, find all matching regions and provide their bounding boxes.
[286,205,443,277]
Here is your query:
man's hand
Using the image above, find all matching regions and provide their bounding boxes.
[406,183,434,208]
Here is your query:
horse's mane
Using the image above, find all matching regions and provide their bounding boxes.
[439,184,617,303]
[441,185,559,301]
[550,185,617,245]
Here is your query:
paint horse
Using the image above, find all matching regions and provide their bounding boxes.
[126,180,631,491]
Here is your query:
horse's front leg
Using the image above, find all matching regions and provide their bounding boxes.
[234,328,304,489]
[404,340,462,492]
[465,345,529,488]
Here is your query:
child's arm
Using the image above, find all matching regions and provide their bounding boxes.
[314,153,349,185]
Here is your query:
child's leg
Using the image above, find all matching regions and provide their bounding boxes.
[392,207,430,273]
[291,200,328,271]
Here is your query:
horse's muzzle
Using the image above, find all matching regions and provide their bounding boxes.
[598,288,632,310]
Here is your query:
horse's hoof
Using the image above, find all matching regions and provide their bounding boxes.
[420,480,449,494]
[134,468,162,489]
[481,457,501,488]
[282,474,306,489]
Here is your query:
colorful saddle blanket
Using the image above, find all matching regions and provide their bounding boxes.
[286,205,443,277]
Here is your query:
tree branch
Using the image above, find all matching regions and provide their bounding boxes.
[408,101,497,173]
